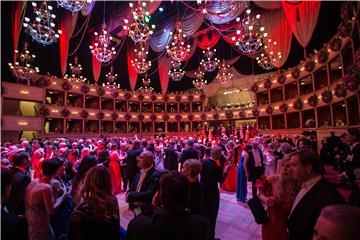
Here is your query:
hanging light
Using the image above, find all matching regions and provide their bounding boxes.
[234,8,267,53]
[166,28,191,62]
[64,56,87,83]
[8,42,39,81]
[57,0,91,12]
[193,68,207,90]
[104,66,120,91]
[23,2,62,45]
[138,75,154,93]
[89,24,117,63]
[200,48,220,72]
[256,39,282,70]
[124,1,155,43]
[131,44,151,74]
[169,61,185,82]
[216,60,233,85]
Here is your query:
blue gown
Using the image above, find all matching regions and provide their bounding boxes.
[236,153,247,202]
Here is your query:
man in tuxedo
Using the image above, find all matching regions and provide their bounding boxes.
[126,151,159,216]
[126,140,142,188]
[96,140,110,167]
[180,139,199,168]
[164,140,178,171]
[287,149,345,240]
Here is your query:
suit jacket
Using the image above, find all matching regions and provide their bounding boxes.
[97,149,110,167]
[180,147,199,164]
[126,148,142,178]
[287,178,345,240]
[7,167,31,215]
[127,167,160,213]
[200,158,227,202]
[1,207,28,240]
[164,146,178,171]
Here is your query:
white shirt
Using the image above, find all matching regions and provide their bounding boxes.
[289,175,322,217]
[252,149,262,167]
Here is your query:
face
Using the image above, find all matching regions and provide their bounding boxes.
[289,155,309,182]
[313,215,345,240]
[181,165,191,178]
[137,153,151,169]
[281,160,292,179]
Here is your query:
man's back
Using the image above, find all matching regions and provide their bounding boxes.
[7,167,31,215]
[164,146,178,171]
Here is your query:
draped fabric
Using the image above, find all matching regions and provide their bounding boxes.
[13,1,26,61]
[126,43,138,91]
[197,29,222,50]
[206,1,247,24]
[158,54,173,93]
[254,1,282,10]
[59,11,78,76]
[149,17,175,52]
[179,9,206,36]
[282,1,321,48]
[92,55,101,82]
[262,8,293,68]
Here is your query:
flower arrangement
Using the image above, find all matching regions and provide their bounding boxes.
[263,78,272,89]
[175,95,182,102]
[304,59,315,72]
[137,93,144,101]
[321,90,333,103]
[112,90,119,98]
[137,114,144,121]
[36,76,51,87]
[291,68,300,79]
[279,103,289,113]
[200,113,207,121]
[175,114,182,121]
[163,95,169,102]
[343,50,360,91]
[212,112,219,120]
[308,95,318,107]
[38,105,50,116]
[124,113,132,121]
[277,74,286,84]
[329,37,342,52]
[61,108,71,118]
[255,176,272,196]
[265,105,273,115]
[124,92,132,100]
[187,95,194,102]
[81,110,89,119]
[162,114,169,121]
[111,112,118,120]
[340,2,354,20]
[200,94,206,101]
[62,81,72,91]
[239,111,246,118]
[252,108,259,117]
[97,86,105,96]
[188,113,194,121]
[305,119,316,128]
[338,21,352,38]
[97,111,105,120]
[150,114,157,121]
[151,94,157,101]
[250,83,259,92]
[80,84,90,94]
[334,83,347,98]
[293,98,304,110]
[317,49,329,64]
[225,110,233,119]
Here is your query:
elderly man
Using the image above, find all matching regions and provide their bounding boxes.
[126,151,160,216]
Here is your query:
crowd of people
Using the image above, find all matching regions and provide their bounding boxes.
[1,126,360,240]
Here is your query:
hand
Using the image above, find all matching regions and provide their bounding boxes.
[266,197,275,207]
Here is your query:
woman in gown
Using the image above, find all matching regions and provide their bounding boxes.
[25,159,67,240]
[257,157,300,240]
[32,148,45,179]
[236,145,251,202]
[109,151,122,195]
[221,141,237,192]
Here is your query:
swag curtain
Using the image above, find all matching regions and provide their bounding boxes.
[13,1,26,62]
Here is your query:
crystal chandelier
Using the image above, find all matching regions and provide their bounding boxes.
[8,42,39,81]
[200,48,220,72]
[131,44,151,74]
[124,1,155,43]
[234,8,266,54]
[57,0,91,12]
[64,56,87,83]
[256,39,282,70]
[23,2,62,45]
[89,24,116,63]
[104,66,120,91]
[216,61,233,85]
[193,69,207,90]
[138,76,154,93]
[166,28,191,62]
[169,61,185,82]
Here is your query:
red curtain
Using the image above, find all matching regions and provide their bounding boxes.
[59,11,78,76]
[92,55,101,83]
[13,1,25,61]
[127,43,138,91]
[282,1,321,48]
[158,54,172,94]
[197,29,222,50]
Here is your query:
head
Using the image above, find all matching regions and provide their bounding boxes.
[133,140,141,149]
[137,151,154,169]
[1,158,11,169]
[34,148,45,159]
[280,156,292,179]
[226,140,236,150]
[77,154,98,176]
[298,138,312,150]
[187,139,194,147]
[158,171,189,210]
[211,146,222,160]
[280,142,294,155]
[80,147,91,160]
[42,158,64,179]
[347,128,360,144]
[97,141,105,151]
[313,205,360,240]
[289,150,322,182]
[67,149,79,162]
[181,159,202,181]
[11,150,30,169]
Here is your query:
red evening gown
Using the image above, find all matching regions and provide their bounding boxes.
[221,157,237,192]
[262,202,292,240]
[109,152,122,195]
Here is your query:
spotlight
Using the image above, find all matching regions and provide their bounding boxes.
[159,7,164,12]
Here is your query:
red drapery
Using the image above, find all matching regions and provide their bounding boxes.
[92,55,101,83]
[197,29,222,50]
[158,54,172,94]
[59,11,78,76]
[13,1,25,61]
[127,43,138,91]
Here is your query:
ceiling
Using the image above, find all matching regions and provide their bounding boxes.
[1,1,344,93]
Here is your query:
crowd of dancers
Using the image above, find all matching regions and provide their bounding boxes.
[1,125,360,240]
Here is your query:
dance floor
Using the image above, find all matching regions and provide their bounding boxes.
[116,182,261,240]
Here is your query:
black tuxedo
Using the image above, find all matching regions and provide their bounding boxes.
[97,149,110,167]
[180,147,199,167]
[287,178,345,240]
[164,146,178,171]
[127,167,160,214]
[7,167,31,215]
[1,207,28,240]
[126,148,142,187]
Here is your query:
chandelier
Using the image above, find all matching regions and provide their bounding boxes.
[8,42,39,81]
[23,2,62,45]
[216,61,233,86]
[234,8,266,53]
[169,61,185,82]
[200,48,220,72]
[193,68,207,90]
[166,28,191,62]
[64,56,87,83]
[138,76,154,93]
[256,39,282,70]
[104,66,120,91]
[124,1,155,43]
[89,24,116,63]
[57,0,91,12]
[131,44,151,74]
